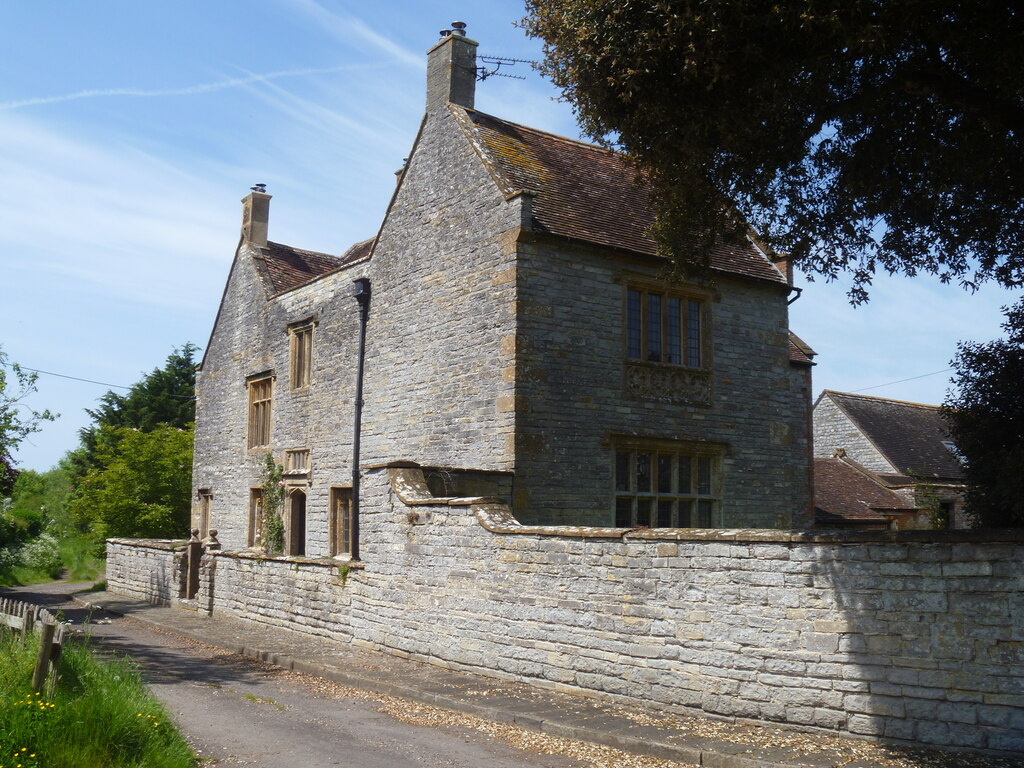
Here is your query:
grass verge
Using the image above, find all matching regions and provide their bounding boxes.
[0,627,195,768]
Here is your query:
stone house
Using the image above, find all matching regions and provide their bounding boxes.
[108,30,1024,754]
[813,390,967,528]
[192,23,816,556]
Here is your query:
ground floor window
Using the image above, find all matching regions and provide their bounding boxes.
[247,488,263,548]
[613,440,723,527]
[329,487,353,557]
[286,489,307,556]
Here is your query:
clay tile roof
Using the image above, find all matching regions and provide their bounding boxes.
[261,238,373,295]
[825,391,964,481]
[462,109,788,287]
[814,458,914,526]
[788,332,816,366]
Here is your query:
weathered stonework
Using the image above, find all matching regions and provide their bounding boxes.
[813,396,893,472]
[106,539,186,604]
[110,467,1024,755]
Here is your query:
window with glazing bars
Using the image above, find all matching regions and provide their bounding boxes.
[627,288,703,367]
[330,487,353,557]
[289,324,313,389]
[247,377,272,449]
[614,447,718,528]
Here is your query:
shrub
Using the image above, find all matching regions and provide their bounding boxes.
[17,535,62,580]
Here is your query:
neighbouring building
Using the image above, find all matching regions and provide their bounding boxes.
[191,22,816,554]
[813,390,967,528]
[813,455,922,529]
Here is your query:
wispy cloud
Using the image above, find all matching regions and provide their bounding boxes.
[281,0,422,68]
[0,64,369,111]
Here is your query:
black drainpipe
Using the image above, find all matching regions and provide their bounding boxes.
[351,277,371,561]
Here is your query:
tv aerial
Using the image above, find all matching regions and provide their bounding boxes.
[477,55,536,82]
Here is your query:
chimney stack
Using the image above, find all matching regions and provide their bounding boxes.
[241,184,271,247]
[426,21,478,113]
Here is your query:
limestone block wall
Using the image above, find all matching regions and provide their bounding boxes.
[107,470,1024,754]
[105,539,185,604]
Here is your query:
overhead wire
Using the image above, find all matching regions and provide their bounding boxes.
[850,367,954,394]
[0,361,196,399]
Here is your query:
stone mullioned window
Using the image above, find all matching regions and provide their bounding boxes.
[624,285,712,406]
[288,323,313,390]
[626,287,704,367]
[614,439,723,528]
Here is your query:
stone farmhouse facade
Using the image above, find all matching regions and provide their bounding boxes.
[107,27,1024,756]
[813,391,967,529]
[192,23,816,554]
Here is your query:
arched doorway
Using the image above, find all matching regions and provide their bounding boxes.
[287,489,306,556]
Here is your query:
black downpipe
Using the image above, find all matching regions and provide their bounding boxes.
[351,277,371,561]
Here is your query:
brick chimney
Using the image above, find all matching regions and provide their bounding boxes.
[426,21,478,113]
[241,184,271,247]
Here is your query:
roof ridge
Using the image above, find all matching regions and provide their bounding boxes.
[824,389,942,410]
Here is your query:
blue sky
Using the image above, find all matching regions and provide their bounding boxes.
[1,1,1019,471]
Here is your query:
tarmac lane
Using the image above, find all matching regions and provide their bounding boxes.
[0,581,626,768]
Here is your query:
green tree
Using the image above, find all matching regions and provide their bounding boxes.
[944,304,1024,528]
[522,2,1024,300]
[70,424,195,539]
[8,464,76,535]
[0,346,56,495]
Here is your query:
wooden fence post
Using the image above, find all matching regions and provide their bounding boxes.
[45,625,67,698]
[32,621,56,693]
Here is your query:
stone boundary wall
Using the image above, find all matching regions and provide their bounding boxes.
[106,472,1024,754]
[106,539,186,605]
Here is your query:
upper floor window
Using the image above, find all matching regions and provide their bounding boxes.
[247,376,273,449]
[613,440,722,528]
[289,323,313,389]
[627,288,704,367]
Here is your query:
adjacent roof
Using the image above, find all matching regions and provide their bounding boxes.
[461,109,789,287]
[788,332,816,366]
[258,238,373,295]
[814,458,914,527]
[821,391,964,480]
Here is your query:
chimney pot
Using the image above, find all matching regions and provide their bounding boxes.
[426,21,478,112]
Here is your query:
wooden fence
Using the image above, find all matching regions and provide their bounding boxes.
[0,596,72,695]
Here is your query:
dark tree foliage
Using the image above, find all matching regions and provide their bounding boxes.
[72,344,198,479]
[944,300,1024,528]
[522,1,1024,300]
[0,453,17,497]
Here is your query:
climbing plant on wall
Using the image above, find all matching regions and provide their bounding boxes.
[259,453,285,555]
